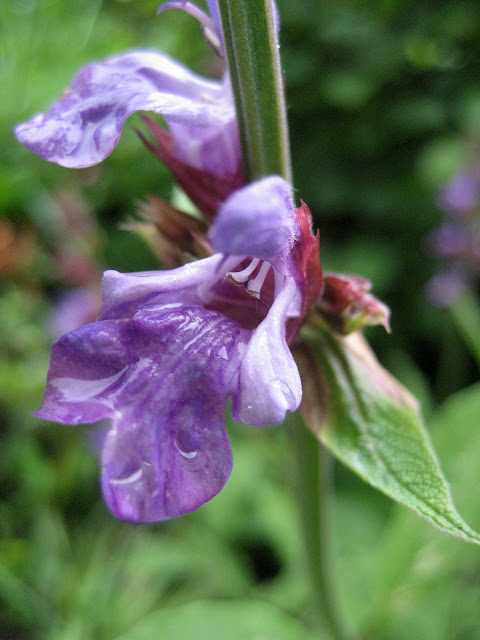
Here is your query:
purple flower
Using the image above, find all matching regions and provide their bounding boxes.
[15,2,239,179]
[437,173,479,215]
[18,1,317,523]
[35,177,313,522]
[427,165,480,306]
[429,223,469,259]
[426,269,469,308]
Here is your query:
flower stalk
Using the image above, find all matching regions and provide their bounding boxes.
[217,2,350,636]
[291,413,352,640]
[217,0,292,184]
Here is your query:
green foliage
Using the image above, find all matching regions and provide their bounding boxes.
[2,0,480,638]
[116,600,321,640]
[359,382,480,639]
[303,325,480,544]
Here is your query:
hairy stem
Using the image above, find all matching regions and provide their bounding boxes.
[216,3,350,636]
[217,0,292,183]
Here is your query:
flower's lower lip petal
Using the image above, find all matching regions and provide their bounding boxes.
[99,303,242,521]
[231,276,302,426]
[15,50,233,169]
[36,289,244,522]
[101,398,233,522]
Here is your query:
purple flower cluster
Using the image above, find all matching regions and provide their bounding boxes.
[16,1,323,522]
[428,169,480,307]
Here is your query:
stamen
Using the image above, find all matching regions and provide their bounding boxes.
[247,261,271,298]
[201,26,222,56]
[227,258,260,284]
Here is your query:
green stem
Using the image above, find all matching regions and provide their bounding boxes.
[217,0,292,183]
[291,415,352,640]
[449,292,480,369]
[216,3,349,636]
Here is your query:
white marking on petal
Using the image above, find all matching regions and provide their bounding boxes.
[181,324,212,353]
[274,269,286,298]
[146,302,182,311]
[200,92,216,103]
[174,440,198,459]
[110,468,143,486]
[51,366,128,401]
[219,346,228,360]
[237,342,247,357]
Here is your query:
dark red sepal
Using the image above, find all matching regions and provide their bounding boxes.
[287,202,323,342]
[137,116,244,222]
[318,272,391,334]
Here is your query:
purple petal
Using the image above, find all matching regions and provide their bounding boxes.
[159,2,222,55]
[49,288,100,339]
[101,303,241,522]
[36,299,244,521]
[206,0,222,36]
[429,223,469,258]
[230,276,302,426]
[15,51,233,169]
[210,176,299,274]
[99,255,226,319]
[34,320,131,425]
[426,270,468,308]
[159,1,214,30]
[438,174,479,215]
[167,115,240,178]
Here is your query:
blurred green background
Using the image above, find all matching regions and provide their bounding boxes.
[2,0,480,638]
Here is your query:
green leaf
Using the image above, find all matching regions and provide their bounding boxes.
[299,327,480,545]
[115,600,319,640]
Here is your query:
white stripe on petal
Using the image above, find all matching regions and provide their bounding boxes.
[51,366,128,401]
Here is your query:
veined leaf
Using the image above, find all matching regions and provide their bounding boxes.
[297,327,480,545]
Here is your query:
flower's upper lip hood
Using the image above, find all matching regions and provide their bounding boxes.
[210,176,300,278]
